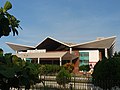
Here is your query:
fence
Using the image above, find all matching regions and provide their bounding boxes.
[31,75,120,90]
[10,75,120,90]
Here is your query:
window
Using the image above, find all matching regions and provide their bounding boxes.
[26,58,32,63]
[79,52,89,66]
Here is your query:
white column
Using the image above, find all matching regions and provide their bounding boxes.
[60,57,62,66]
[70,47,72,63]
[24,54,28,62]
[70,47,72,54]
[38,58,40,64]
[24,58,26,62]
[105,48,108,58]
[16,51,18,53]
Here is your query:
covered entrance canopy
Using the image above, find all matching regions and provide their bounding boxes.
[16,51,78,66]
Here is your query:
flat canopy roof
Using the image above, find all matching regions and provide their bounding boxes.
[17,51,78,60]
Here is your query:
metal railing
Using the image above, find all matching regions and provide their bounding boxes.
[31,75,120,90]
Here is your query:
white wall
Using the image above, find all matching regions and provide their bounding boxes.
[27,49,46,53]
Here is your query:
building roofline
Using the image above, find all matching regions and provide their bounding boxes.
[6,42,35,48]
[71,36,116,47]
[35,36,71,48]
[6,36,116,51]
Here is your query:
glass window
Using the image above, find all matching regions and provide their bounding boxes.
[79,52,89,66]
[26,58,32,63]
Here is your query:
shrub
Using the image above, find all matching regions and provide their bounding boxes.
[79,65,90,71]
[0,48,3,56]
[56,68,71,88]
[63,63,74,73]
[92,56,120,89]
[0,51,41,90]
[39,64,61,75]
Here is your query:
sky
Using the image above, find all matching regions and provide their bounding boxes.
[0,0,120,53]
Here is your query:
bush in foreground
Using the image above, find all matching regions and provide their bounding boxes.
[79,65,90,71]
[56,68,71,88]
[0,52,40,90]
[92,55,120,89]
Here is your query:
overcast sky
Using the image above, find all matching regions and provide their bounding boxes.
[0,0,120,53]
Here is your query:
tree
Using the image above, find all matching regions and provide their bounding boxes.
[92,53,120,89]
[0,48,3,56]
[39,64,61,75]
[0,1,21,38]
[113,51,120,57]
[56,68,71,89]
[20,62,41,89]
[0,53,22,90]
[0,50,41,90]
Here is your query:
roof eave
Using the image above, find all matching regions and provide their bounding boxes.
[6,42,35,51]
[71,36,116,48]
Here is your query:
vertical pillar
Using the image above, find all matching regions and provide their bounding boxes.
[70,47,72,63]
[24,58,26,62]
[38,58,40,64]
[16,51,18,54]
[60,57,62,66]
[70,47,72,54]
[24,54,28,62]
[105,48,108,58]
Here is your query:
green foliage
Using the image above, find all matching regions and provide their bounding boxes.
[113,51,120,58]
[63,63,74,73]
[0,64,20,78]
[3,1,12,12]
[79,65,90,71]
[39,64,46,75]
[0,1,21,38]
[39,64,61,75]
[0,48,3,56]
[20,62,41,88]
[0,50,41,89]
[56,68,71,87]
[0,53,21,77]
[92,55,120,89]
[0,52,22,89]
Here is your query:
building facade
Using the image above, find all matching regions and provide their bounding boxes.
[6,36,116,73]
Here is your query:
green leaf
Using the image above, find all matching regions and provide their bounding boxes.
[15,28,18,35]
[11,15,16,21]
[3,1,12,12]
[56,68,71,86]
[0,65,15,78]
[12,27,18,36]
[0,14,4,21]
[0,7,3,13]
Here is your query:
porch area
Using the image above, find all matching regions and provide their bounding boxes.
[16,51,78,66]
